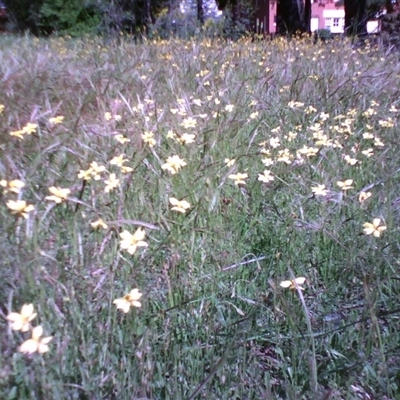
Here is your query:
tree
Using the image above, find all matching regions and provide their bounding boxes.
[304,0,311,32]
[3,0,43,34]
[276,0,306,34]
[197,0,204,24]
[39,0,101,36]
[344,0,367,36]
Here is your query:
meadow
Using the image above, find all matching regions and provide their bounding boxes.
[0,34,400,399]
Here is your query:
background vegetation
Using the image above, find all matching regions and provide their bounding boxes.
[0,34,400,399]
[1,0,398,38]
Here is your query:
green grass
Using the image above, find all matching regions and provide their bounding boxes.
[0,34,400,399]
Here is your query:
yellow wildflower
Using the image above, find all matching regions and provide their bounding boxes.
[110,155,128,167]
[9,130,25,139]
[280,277,306,290]
[337,179,354,191]
[0,179,25,194]
[6,200,35,218]
[363,218,386,237]
[229,173,248,185]
[113,289,143,313]
[312,184,328,196]
[181,117,197,129]
[161,155,187,175]
[224,158,235,167]
[19,326,53,354]
[45,187,71,203]
[22,123,37,135]
[104,173,120,193]
[115,134,130,144]
[91,219,108,229]
[141,131,156,147]
[119,228,148,255]
[89,162,106,180]
[121,165,133,174]
[49,116,64,125]
[77,168,92,181]
[6,304,37,332]
[178,133,196,145]
[358,191,372,204]
[258,170,274,183]
[169,197,191,213]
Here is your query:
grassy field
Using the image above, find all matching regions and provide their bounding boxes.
[0,34,400,400]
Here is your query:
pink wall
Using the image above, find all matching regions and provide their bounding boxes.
[258,0,344,34]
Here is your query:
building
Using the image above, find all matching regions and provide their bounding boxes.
[254,0,381,35]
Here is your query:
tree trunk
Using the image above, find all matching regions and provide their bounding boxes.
[197,0,204,24]
[304,0,311,33]
[385,0,394,14]
[277,0,305,34]
[344,0,367,36]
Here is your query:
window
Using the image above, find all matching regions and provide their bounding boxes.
[325,18,332,30]
[333,18,339,27]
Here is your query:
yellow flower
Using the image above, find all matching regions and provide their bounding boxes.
[297,145,319,157]
[113,288,143,313]
[166,130,177,140]
[363,218,386,237]
[115,134,130,144]
[9,130,25,139]
[49,116,64,125]
[91,219,108,229]
[104,112,112,121]
[161,155,187,175]
[89,162,106,180]
[225,104,234,112]
[249,111,259,119]
[280,277,306,290]
[262,157,274,166]
[304,105,317,114]
[169,197,191,213]
[121,165,133,174]
[0,179,25,194]
[224,158,235,167]
[110,155,128,167]
[337,179,354,191]
[77,168,92,181]
[104,173,120,193]
[362,148,374,157]
[181,117,197,129]
[373,137,384,147]
[344,155,358,165]
[288,101,304,108]
[311,184,328,196]
[276,149,293,164]
[45,187,71,203]
[269,137,280,148]
[358,191,372,204]
[229,173,248,185]
[6,200,35,218]
[119,228,148,255]
[22,123,37,135]
[6,304,37,332]
[0,104,4,114]
[141,131,156,147]
[178,133,196,145]
[363,132,374,139]
[258,170,274,183]
[19,326,53,354]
